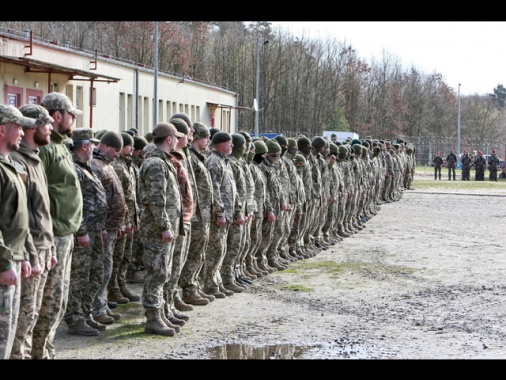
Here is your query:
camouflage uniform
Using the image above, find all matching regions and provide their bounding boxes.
[127,152,144,279]
[108,153,139,298]
[179,145,213,296]
[488,153,500,181]
[202,150,237,294]
[220,150,246,287]
[139,143,181,311]
[64,150,107,328]
[474,154,486,181]
[32,130,82,360]
[10,141,54,359]
[296,143,314,255]
[0,152,31,359]
[163,151,193,317]
[461,152,472,180]
[90,148,126,319]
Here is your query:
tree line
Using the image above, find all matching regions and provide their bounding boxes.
[2,21,505,146]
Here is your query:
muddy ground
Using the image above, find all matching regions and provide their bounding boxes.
[53,172,506,359]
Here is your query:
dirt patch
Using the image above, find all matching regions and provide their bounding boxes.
[53,175,506,359]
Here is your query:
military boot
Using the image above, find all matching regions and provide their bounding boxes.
[202,287,226,299]
[68,319,99,336]
[174,292,194,311]
[182,290,209,306]
[94,313,115,325]
[144,309,175,337]
[86,316,106,331]
[222,281,244,293]
[120,287,140,302]
[106,308,122,321]
[198,289,216,302]
[171,308,190,322]
[219,285,235,296]
[159,310,181,333]
[108,290,129,304]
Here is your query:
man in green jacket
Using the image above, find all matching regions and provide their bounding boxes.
[32,92,83,360]
[0,104,36,359]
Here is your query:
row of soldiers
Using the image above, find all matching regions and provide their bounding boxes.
[0,92,417,357]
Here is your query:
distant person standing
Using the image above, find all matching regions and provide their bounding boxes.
[32,92,83,360]
[488,149,500,182]
[460,150,472,181]
[446,148,457,180]
[474,150,486,181]
[0,104,35,359]
[433,151,443,180]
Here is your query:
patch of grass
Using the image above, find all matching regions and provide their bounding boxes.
[413,178,505,190]
[280,284,313,292]
[284,260,415,278]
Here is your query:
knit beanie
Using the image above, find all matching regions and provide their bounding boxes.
[232,133,246,149]
[144,131,153,142]
[297,136,311,152]
[239,131,252,143]
[329,143,338,155]
[170,113,192,128]
[212,131,232,145]
[287,138,297,150]
[133,136,149,151]
[209,127,220,140]
[254,140,268,155]
[266,139,281,153]
[274,135,288,147]
[121,132,134,147]
[311,136,326,149]
[101,131,123,150]
[294,154,306,165]
[171,117,189,135]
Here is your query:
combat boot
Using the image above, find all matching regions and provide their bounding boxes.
[182,290,209,306]
[94,313,115,325]
[219,285,235,296]
[127,270,145,284]
[202,287,226,299]
[108,290,129,304]
[120,287,140,302]
[68,319,99,336]
[159,310,181,333]
[106,308,122,321]
[174,293,194,311]
[172,308,190,321]
[144,309,175,337]
[86,316,106,331]
[222,281,244,293]
[198,289,216,302]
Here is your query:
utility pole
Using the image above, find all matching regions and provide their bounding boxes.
[457,83,461,159]
[254,38,269,137]
[153,21,158,127]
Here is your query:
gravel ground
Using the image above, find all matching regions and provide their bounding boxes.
[52,173,506,359]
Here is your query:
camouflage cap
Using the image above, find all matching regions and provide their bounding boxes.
[71,127,100,143]
[0,104,37,128]
[41,92,83,116]
[18,104,54,128]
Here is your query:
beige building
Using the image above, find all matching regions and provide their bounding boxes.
[0,28,238,135]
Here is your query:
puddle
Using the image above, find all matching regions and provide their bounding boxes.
[206,342,370,359]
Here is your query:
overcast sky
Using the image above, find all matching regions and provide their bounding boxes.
[269,21,506,96]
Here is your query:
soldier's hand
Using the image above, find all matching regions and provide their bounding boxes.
[161,230,174,243]
[216,216,226,227]
[0,268,18,286]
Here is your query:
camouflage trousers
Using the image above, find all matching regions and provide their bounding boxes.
[127,227,144,276]
[64,230,104,327]
[277,209,295,257]
[202,222,230,293]
[163,224,191,311]
[0,261,21,359]
[10,247,52,359]
[303,199,318,246]
[236,219,252,275]
[287,209,302,254]
[266,210,287,262]
[141,238,174,310]
[246,213,263,268]
[108,227,134,293]
[256,216,275,267]
[179,220,210,294]
[32,234,74,360]
[322,198,337,241]
[92,228,117,318]
[221,222,246,283]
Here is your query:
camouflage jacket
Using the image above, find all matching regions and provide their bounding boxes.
[240,157,256,217]
[227,153,246,220]
[461,154,472,167]
[205,150,237,222]
[112,154,139,226]
[489,154,500,169]
[139,144,182,239]
[474,155,486,169]
[72,151,107,235]
[90,148,126,230]
[188,146,213,222]
[250,160,267,216]
[258,157,282,215]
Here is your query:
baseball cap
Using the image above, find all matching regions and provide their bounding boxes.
[41,92,83,116]
[0,104,37,127]
[18,104,54,128]
[71,128,100,143]
[152,122,184,139]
